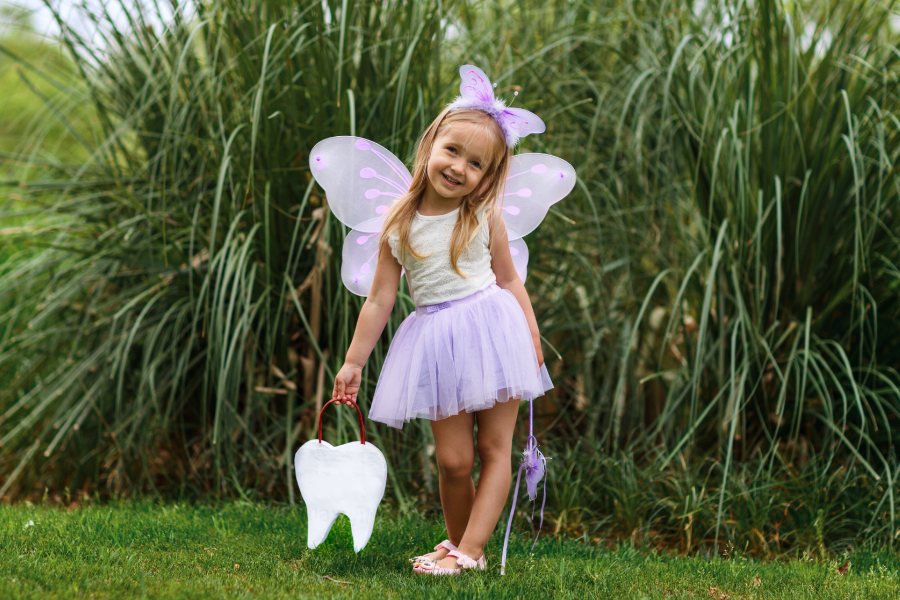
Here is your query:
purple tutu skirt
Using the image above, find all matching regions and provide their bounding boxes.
[368,284,553,429]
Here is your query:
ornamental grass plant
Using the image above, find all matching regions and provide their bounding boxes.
[1,0,899,557]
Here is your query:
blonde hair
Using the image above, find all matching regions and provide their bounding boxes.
[381,107,511,276]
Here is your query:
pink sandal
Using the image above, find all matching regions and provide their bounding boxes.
[414,549,486,575]
[409,539,457,567]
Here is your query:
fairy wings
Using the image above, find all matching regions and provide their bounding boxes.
[309,136,575,295]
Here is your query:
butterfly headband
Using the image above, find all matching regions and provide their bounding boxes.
[446,64,545,148]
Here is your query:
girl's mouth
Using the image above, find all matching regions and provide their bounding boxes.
[441,172,462,187]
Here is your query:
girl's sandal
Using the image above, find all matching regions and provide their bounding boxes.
[413,550,486,575]
[409,539,457,568]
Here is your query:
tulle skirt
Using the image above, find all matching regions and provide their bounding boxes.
[368,284,553,429]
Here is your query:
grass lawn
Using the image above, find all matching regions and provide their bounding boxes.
[1,501,899,599]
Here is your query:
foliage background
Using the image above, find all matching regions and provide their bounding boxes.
[1,0,899,556]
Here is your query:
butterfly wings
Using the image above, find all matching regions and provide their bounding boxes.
[340,228,382,297]
[310,137,412,295]
[501,154,576,240]
[500,154,576,282]
[310,137,411,232]
[508,238,529,283]
[309,136,576,295]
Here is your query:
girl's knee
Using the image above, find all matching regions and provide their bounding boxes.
[436,449,475,479]
[475,435,513,465]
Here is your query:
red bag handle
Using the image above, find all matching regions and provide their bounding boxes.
[317,399,366,445]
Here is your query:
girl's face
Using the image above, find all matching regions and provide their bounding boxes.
[426,122,494,202]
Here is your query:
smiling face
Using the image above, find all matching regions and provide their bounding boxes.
[425,121,495,202]
[379,107,511,274]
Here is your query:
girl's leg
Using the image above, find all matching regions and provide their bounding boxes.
[430,411,477,559]
[434,398,520,567]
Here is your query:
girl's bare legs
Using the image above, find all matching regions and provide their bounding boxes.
[429,410,477,562]
[433,398,520,568]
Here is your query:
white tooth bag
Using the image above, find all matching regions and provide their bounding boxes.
[295,399,387,553]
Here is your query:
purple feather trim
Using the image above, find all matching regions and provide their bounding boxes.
[447,95,522,147]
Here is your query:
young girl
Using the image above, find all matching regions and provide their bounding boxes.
[326,65,561,574]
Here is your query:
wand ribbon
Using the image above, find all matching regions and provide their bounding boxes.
[500,396,549,575]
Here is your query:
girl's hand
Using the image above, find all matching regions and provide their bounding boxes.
[534,336,544,367]
[333,363,363,405]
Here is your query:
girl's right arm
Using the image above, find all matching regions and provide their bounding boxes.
[332,240,402,405]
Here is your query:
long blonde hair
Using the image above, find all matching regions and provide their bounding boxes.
[381,107,511,276]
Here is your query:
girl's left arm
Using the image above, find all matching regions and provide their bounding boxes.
[489,208,544,366]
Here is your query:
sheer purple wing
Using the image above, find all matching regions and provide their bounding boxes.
[498,107,546,141]
[458,64,495,103]
[501,153,576,240]
[508,236,530,283]
[340,216,386,296]
[310,137,411,230]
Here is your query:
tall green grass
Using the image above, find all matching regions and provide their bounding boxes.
[1,0,899,555]
[611,0,900,545]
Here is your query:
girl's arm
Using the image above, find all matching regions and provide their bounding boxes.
[489,208,544,366]
[333,241,402,405]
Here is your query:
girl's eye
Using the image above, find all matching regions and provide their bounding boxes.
[447,146,457,154]
[471,161,481,169]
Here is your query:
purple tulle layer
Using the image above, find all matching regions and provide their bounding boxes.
[368,284,553,429]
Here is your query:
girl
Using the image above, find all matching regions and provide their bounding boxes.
[326,65,561,574]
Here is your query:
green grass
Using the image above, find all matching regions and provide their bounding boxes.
[1,501,898,599]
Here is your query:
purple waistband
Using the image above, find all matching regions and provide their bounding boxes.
[415,284,500,317]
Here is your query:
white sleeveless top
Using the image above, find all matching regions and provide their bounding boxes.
[387,206,496,306]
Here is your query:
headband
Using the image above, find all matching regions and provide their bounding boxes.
[446,64,546,147]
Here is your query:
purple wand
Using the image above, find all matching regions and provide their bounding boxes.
[500,396,549,575]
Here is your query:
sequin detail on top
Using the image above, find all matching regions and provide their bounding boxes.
[387,206,496,306]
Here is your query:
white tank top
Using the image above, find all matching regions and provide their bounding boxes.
[387,206,496,306]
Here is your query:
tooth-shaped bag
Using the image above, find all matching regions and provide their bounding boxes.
[295,399,387,552]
